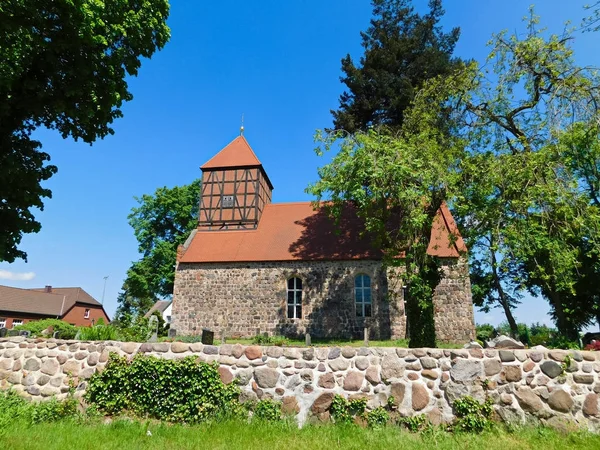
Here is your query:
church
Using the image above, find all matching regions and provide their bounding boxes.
[171,135,475,343]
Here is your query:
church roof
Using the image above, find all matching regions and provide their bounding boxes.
[178,202,467,263]
[201,136,262,170]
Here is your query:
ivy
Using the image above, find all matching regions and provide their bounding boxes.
[85,354,241,423]
[330,395,367,424]
[453,396,494,433]
[253,400,282,422]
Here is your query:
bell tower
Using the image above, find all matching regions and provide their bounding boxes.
[198,136,273,230]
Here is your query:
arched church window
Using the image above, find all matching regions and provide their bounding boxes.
[355,274,372,317]
[287,277,302,319]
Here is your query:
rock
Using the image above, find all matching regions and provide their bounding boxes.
[504,366,522,382]
[390,382,406,406]
[355,357,369,370]
[81,368,95,379]
[254,368,279,388]
[300,369,313,382]
[463,341,483,349]
[74,352,87,360]
[328,348,341,359]
[87,353,99,366]
[203,345,218,355]
[381,354,404,380]
[342,347,356,358]
[245,346,262,360]
[548,389,573,413]
[499,351,516,362]
[515,387,544,413]
[40,359,59,376]
[120,342,138,354]
[450,359,483,382]
[545,416,578,433]
[407,372,419,381]
[583,393,599,417]
[235,369,253,386]
[500,393,513,405]
[151,343,169,353]
[497,406,525,425]
[523,361,535,372]
[282,396,300,415]
[549,350,568,362]
[343,371,364,391]
[37,374,50,386]
[420,357,437,369]
[318,373,335,389]
[412,383,429,411]
[239,390,258,404]
[422,369,438,380]
[487,335,525,349]
[573,374,594,384]
[218,366,233,384]
[540,361,562,379]
[311,392,334,414]
[171,342,189,353]
[328,358,350,372]
[302,348,314,361]
[23,358,41,371]
[365,366,380,385]
[62,360,80,376]
[26,386,40,396]
[444,382,469,404]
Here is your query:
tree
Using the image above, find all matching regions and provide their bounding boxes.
[0,0,171,262]
[115,179,200,319]
[331,0,461,132]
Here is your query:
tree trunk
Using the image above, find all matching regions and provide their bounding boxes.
[490,247,519,339]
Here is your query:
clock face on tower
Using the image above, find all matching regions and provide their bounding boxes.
[198,136,273,231]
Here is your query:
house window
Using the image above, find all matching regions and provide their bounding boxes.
[84,309,90,319]
[355,274,372,317]
[0,318,5,328]
[12,319,23,328]
[166,315,172,324]
[287,277,302,319]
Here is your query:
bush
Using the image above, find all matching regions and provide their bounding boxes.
[251,334,290,346]
[78,319,118,341]
[453,396,494,433]
[365,407,389,428]
[475,324,496,343]
[13,319,77,339]
[85,354,241,423]
[397,414,430,432]
[253,399,282,421]
[330,394,367,424]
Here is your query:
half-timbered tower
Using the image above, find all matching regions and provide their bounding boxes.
[198,136,273,230]
[173,134,475,343]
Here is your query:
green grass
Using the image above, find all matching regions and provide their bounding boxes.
[1,418,598,450]
[213,338,415,347]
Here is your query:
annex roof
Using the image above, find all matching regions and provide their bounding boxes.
[200,136,262,170]
[144,300,172,318]
[0,285,66,316]
[178,202,467,263]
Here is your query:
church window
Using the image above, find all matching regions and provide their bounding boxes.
[287,277,302,319]
[355,275,372,317]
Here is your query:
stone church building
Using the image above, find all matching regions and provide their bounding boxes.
[172,136,475,343]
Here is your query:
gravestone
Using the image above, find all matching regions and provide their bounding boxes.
[0,328,7,338]
[147,315,159,342]
[168,328,177,338]
[201,328,214,345]
[19,330,30,337]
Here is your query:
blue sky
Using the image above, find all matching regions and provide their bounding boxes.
[1,1,598,330]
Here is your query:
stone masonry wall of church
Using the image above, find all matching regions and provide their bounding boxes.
[172,258,474,343]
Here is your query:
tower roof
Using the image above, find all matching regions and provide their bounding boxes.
[201,136,262,170]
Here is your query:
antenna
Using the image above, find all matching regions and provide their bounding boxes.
[101,276,109,305]
[240,113,244,136]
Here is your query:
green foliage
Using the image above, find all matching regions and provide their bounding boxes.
[365,407,389,428]
[475,324,496,343]
[0,0,170,262]
[452,396,494,433]
[85,354,240,423]
[78,321,118,341]
[251,334,290,346]
[397,414,430,432]
[332,0,461,132]
[330,395,367,424]
[113,315,152,343]
[253,400,282,422]
[13,319,77,339]
[478,322,580,349]
[0,390,78,436]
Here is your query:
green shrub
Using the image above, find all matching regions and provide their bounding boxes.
[475,324,496,343]
[78,319,118,341]
[365,407,389,428]
[85,354,241,423]
[253,399,282,421]
[330,395,367,424]
[13,319,77,339]
[397,414,430,432]
[251,334,290,346]
[453,396,494,433]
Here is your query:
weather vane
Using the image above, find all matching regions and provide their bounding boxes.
[240,113,244,136]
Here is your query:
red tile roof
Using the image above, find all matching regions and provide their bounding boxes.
[201,136,262,169]
[179,202,466,263]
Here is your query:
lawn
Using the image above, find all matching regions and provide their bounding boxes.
[2,419,598,450]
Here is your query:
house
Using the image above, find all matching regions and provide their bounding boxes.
[0,285,110,328]
[144,300,172,325]
[172,135,475,343]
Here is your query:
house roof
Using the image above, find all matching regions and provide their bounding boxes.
[144,300,172,318]
[28,287,102,308]
[178,201,467,263]
[201,136,262,170]
[0,285,66,316]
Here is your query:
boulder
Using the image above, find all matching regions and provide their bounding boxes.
[381,354,404,380]
[583,393,599,417]
[343,371,364,391]
[311,392,334,414]
[486,335,525,349]
[515,386,544,413]
[390,382,406,406]
[540,361,562,379]
[450,359,483,382]
[318,373,335,389]
[412,383,429,411]
[254,368,279,388]
[548,389,573,413]
[463,341,483,349]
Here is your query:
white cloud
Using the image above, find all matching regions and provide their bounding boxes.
[0,270,36,281]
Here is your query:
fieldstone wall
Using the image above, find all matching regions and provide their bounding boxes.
[172,258,474,343]
[1,337,600,430]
